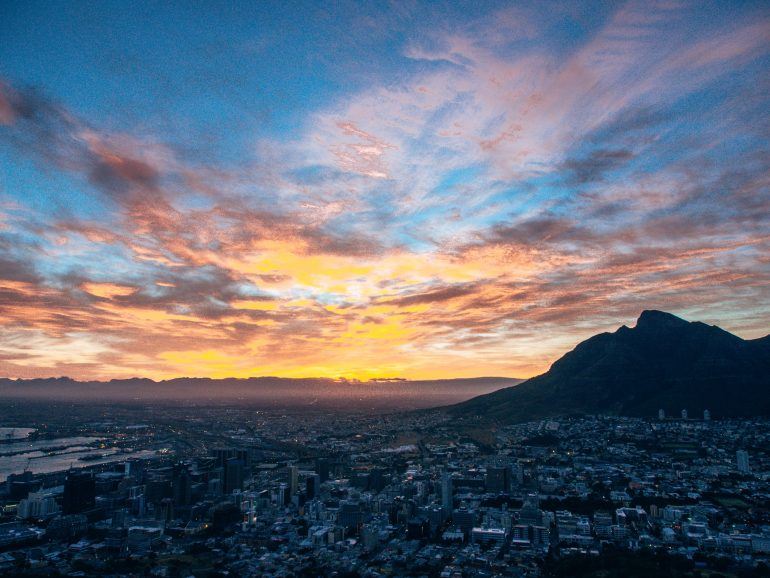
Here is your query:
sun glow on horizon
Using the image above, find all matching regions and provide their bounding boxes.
[1,1,769,382]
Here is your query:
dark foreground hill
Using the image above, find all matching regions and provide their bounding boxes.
[0,375,522,411]
[451,310,770,422]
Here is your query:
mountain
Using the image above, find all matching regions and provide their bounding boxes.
[451,310,770,422]
[0,375,523,411]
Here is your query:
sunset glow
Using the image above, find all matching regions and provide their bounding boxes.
[1,1,769,380]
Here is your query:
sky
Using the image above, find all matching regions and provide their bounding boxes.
[0,0,769,381]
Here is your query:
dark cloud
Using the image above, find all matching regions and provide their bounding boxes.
[0,255,40,284]
[562,148,635,186]
[0,82,164,203]
[476,216,596,249]
[381,283,479,307]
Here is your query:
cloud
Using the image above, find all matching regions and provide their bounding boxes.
[381,283,480,307]
[562,149,636,186]
[0,2,769,380]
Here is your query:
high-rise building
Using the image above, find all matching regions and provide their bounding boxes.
[212,449,249,494]
[225,458,244,494]
[452,506,477,536]
[369,467,387,492]
[658,409,665,420]
[17,490,60,520]
[441,472,453,512]
[287,466,299,497]
[703,409,711,421]
[406,517,431,539]
[316,458,330,483]
[338,501,364,531]
[518,494,542,526]
[306,474,321,500]
[531,525,550,548]
[485,466,510,493]
[62,472,96,515]
[277,483,289,506]
[172,466,192,506]
[737,450,750,473]
[681,409,688,419]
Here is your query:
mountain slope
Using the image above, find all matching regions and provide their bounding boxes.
[451,310,770,422]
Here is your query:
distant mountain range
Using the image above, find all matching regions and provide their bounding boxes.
[451,310,770,422]
[0,375,523,410]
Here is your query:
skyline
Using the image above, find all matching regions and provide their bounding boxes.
[1,1,769,381]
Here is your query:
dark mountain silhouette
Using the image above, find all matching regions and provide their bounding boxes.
[451,310,770,422]
[0,375,522,410]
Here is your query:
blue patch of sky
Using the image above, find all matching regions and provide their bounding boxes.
[0,146,115,222]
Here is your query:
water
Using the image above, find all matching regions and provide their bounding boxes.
[0,435,156,482]
[0,427,36,441]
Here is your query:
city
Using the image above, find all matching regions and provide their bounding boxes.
[1,402,769,577]
[2,0,770,576]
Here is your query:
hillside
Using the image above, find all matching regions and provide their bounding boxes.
[451,310,770,422]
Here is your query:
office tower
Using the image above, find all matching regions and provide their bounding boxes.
[441,472,453,512]
[703,409,711,421]
[658,409,665,420]
[306,474,321,499]
[338,501,365,531]
[211,448,249,495]
[131,493,146,517]
[159,497,174,524]
[172,466,192,507]
[519,494,542,526]
[225,458,244,493]
[286,465,298,496]
[316,458,330,483]
[737,450,750,473]
[62,472,96,515]
[124,458,144,480]
[681,409,688,419]
[278,483,289,506]
[531,525,550,548]
[353,472,371,490]
[406,518,430,540]
[452,506,477,536]
[485,465,510,493]
[369,467,387,492]
[213,448,249,467]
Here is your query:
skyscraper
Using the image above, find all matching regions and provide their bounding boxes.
[441,472,453,512]
[172,466,192,507]
[306,474,321,499]
[287,465,299,497]
[212,449,249,494]
[485,465,510,493]
[62,472,96,515]
[316,458,330,483]
[225,458,244,494]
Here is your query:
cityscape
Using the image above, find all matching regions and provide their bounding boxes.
[1,399,769,577]
[2,0,770,577]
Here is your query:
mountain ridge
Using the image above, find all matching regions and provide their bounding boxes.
[0,375,524,410]
[450,310,770,422]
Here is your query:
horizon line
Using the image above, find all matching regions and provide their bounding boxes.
[0,374,526,384]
